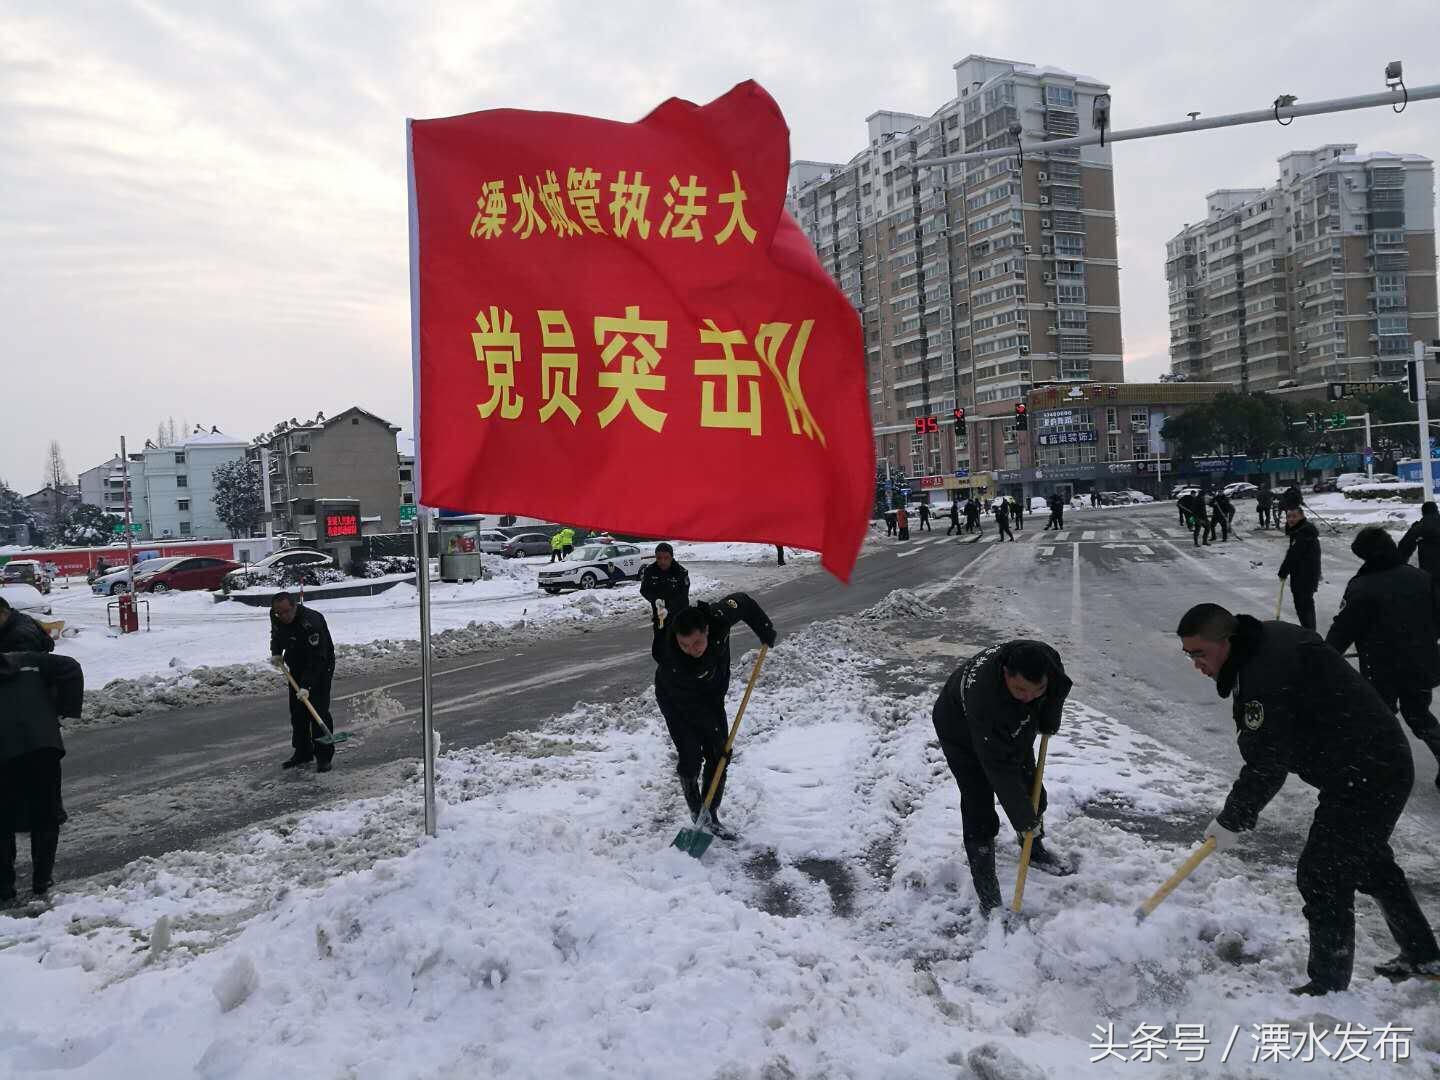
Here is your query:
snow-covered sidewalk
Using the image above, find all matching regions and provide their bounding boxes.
[2,593,1433,1077]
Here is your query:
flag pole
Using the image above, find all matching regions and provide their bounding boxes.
[406,117,438,838]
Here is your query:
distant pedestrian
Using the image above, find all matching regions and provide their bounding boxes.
[269,592,338,773]
[1278,493,1321,631]
[641,543,690,636]
[560,527,576,559]
[947,500,961,536]
[1210,492,1234,543]
[1255,486,1274,529]
[775,545,785,566]
[0,651,83,905]
[1046,493,1065,531]
[993,498,1014,542]
[548,531,565,563]
[918,503,932,532]
[884,509,897,537]
[1177,492,1208,547]
[1398,501,1440,581]
[896,507,910,541]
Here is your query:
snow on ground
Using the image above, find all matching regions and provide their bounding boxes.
[49,549,811,724]
[2,594,1434,1077]
[1306,490,1422,529]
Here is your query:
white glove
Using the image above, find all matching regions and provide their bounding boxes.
[1204,818,1240,853]
[296,688,310,703]
[655,599,667,627]
[269,654,284,668]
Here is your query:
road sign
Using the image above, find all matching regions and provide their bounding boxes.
[111,522,142,535]
[399,504,417,524]
[1363,448,1374,467]
[954,468,969,478]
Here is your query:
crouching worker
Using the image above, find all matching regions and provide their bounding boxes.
[653,594,776,840]
[932,640,1075,915]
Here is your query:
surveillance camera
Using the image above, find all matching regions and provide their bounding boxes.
[1385,60,1403,85]
[1008,121,1023,138]
[1092,93,1112,130]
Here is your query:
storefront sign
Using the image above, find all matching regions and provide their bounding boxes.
[1037,430,1097,446]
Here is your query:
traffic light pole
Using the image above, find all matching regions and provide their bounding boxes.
[1363,412,1373,480]
[1416,341,1435,498]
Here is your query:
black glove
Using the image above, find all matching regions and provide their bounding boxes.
[1277,569,1287,580]
[1038,719,1060,737]
[761,628,778,648]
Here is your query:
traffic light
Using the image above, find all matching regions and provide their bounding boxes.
[952,407,966,423]
[1407,357,1422,403]
[1305,412,1319,432]
[1014,402,1028,431]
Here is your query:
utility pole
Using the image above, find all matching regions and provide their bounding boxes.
[1415,341,1435,498]
[1363,412,1373,480]
[120,437,135,595]
[259,445,274,546]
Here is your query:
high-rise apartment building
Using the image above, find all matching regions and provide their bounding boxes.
[1166,144,1437,392]
[788,55,1123,496]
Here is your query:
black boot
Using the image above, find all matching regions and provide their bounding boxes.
[706,808,737,842]
[30,828,58,896]
[965,840,1003,915]
[1025,837,1076,877]
[281,752,313,770]
[1289,980,1338,997]
[680,775,702,818]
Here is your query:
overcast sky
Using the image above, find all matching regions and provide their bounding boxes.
[3,1,1438,491]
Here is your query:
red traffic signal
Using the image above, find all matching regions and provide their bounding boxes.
[1014,403,1027,416]
[952,407,966,422]
[1014,402,1029,431]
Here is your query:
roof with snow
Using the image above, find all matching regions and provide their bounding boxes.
[181,427,247,448]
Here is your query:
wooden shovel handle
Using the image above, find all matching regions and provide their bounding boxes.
[1136,838,1217,920]
[1275,579,1286,620]
[282,662,332,737]
[1011,733,1051,913]
[696,644,768,820]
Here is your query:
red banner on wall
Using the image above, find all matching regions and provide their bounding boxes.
[408,80,873,581]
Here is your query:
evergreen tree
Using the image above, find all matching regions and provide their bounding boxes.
[211,459,263,538]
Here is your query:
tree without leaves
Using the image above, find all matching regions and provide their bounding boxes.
[211,458,263,538]
[43,441,70,490]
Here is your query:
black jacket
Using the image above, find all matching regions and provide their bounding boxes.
[993,500,1010,524]
[1256,489,1273,509]
[1211,493,1234,520]
[919,505,930,520]
[0,652,83,764]
[0,610,55,654]
[1325,537,1440,691]
[269,605,335,689]
[1398,514,1440,580]
[1215,616,1410,832]
[932,641,1072,834]
[1177,493,1205,522]
[1278,518,1321,593]
[949,504,960,523]
[639,559,690,626]
[652,593,775,710]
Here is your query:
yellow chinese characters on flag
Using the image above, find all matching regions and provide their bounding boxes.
[408,81,873,581]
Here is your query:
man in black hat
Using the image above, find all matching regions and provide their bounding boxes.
[1277,491,1321,630]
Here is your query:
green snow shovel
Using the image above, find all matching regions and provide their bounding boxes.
[281,662,351,746]
[672,644,768,859]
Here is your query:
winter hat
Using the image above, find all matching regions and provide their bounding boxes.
[1351,525,1399,566]
[1423,501,1438,518]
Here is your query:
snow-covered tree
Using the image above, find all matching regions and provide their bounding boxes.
[59,503,120,546]
[211,459,263,538]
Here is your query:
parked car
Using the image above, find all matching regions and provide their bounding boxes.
[223,548,331,590]
[477,530,510,554]
[1333,472,1371,491]
[1121,489,1156,503]
[2,559,52,594]
[1371,473,1401,485]
[537,544,650,592]
[1170,484,1199,500]
[89,557,185,595]
[1221,482,1258,500]
[0,583,51,617]
[1311,477,1340,494]
[136,557,243,593]
[500,532,555,559]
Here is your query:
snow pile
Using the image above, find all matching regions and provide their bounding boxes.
[1344,482,1422,501]
[859,588,943,621]
[5,614,1435,1076]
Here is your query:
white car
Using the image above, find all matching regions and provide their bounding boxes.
[1333,473,1372,491]
[1122,489,1155,503]
[90,557,184,596]
[537,543,650,593]
[0,583,51,616]
[223,548,331,588]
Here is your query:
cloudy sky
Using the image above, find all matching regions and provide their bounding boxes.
[3,0,1438,491]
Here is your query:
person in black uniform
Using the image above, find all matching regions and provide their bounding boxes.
[639,543,690,636]
[1177,492,1208,547]
[965,498,982,535]
[884,509,897,537]
[269,592,338,772]
[918,502,931,532]
[1398,501,1440,580]
[1178,602,1440,993]
[1278,494,1321,630]
[1011,495,1024,531]
[0,598,54,654]
[1255,486,1273,530]
[993,497,1014,542]
[653,594,776,838]
[931,640,1075,914]
[1326,526,1440,789]
[1210,491,1234,542]
[947,500,961,536]
[0,651,82,904]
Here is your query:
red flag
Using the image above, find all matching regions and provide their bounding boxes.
[408,81,872,581]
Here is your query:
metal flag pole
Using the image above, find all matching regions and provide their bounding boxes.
[1416,341,1435,499]
[406,117,438,838]
[120,436,135,594]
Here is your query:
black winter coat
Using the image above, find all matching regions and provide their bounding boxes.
[1215,617,1410,832]
[1398,515,1440,579]
[639,560,690,626]
[0,652,83,764]
[0,610,55,654]
[652,592,775,710]
[932,641,1072,834]
[1177,494,1205,523]
[1326,560,1440,691]
[1279,518,1322,594]
[269,605,335,689]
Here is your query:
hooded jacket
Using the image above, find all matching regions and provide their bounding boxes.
[1215,616,1409,832]
[1325,527,1440,690]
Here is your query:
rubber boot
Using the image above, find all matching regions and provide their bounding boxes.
[29,828,58,896]
[281,753,313,770]
[1024,836,1076,877]
[965,840,1003,915]
[680,775,702,819]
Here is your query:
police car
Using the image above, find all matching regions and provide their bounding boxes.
[536,542,651,593]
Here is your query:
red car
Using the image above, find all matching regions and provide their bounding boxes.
[136,556,243,593]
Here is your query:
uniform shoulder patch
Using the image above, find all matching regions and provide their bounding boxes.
[308,631,321,647]
[1243,701,1265,732]
[726,599,738,609]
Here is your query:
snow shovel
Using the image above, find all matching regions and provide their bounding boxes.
[1134,837,1216,922]
[281,663,351,746]
[672,644,768,859]
[1010,733,1051,915]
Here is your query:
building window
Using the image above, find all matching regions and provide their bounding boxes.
[1045,85,1075,108]
[176,475,187,488]
[399,469,413,482]
[174,452,186,464]
[352,417,360,425]
[179,521,192,535]
[177,499,190,511]
[403,493,414,504]
[300,501,316,516]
